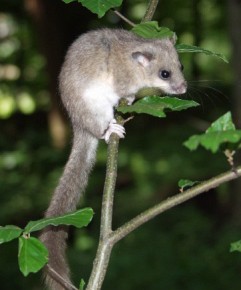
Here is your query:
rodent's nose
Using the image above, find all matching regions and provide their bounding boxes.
[173,81,187,95]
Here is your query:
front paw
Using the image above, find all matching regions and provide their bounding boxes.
[126,95,135,105]
[102,119,125,143]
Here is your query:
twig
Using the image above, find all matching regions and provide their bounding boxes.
[224,149,235,167]
[47,265,78,290]
[100,134,120,239]
[123,116,134,124]
[112,9,136,27]
[142,0,160,22]
[110,166,241,244]
[85,130,121,290]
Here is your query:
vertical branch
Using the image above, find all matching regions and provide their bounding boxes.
[85,131,121,290]
[100,134,120,239]
[142,0,160,22]
[85,241,113,290]
[85,1,160,287]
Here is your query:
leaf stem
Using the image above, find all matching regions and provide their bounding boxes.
[112,9,136,27]
[142,0,160,22]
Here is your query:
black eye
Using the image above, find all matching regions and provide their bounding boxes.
[181,64,184,71]
[159,70,171,80]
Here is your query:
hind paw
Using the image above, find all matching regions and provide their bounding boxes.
[102,119,125,143]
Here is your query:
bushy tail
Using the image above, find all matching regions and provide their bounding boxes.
[40,129,98,290]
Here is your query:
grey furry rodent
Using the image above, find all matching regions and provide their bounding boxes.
[40,28,187,290]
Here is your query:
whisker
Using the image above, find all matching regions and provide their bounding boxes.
[186,79,232,109]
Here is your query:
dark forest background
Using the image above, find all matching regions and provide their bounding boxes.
[0,0,241,289]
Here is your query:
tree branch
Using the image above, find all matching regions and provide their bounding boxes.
[100,135,120,239]
[85,130,121,290]
[47,265,79,290]
[110,166,241,244]
[142,0,160,22]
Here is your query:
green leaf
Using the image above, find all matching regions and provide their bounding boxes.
[178,179,200,191]
[132,22,175,39]
[18,236,48,276]
[62,0,123,17]
[79,279,86,290]
[176,44,228,63]
[230,240,241,253]
[184,112,241,153]
[0,225,23,244]
[24,208,94,233]
[184,131,241,153]
[117,96,199,118]
[206,112,235,132]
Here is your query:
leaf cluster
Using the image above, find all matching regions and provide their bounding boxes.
[0,209,93,276]
[184,112,241,153]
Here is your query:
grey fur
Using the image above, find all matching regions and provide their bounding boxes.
[40,28,187,290]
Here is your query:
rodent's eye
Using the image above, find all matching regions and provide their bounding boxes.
[159,70,171,80]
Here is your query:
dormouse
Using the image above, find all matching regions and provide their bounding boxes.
[40,28,187,290]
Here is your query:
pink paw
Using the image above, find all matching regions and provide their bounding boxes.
[102,119,125,143]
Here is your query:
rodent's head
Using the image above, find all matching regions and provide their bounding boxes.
[131,37,187,95]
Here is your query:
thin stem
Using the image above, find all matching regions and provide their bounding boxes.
[100,134,120,239]
[85,241,113,290]
[47,265,78,290]
[142,0,160,22]
[85,133,120,290]
[112,9,136,27]
[110,166,241,244]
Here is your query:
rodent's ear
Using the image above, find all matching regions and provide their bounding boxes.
[132,51,153,67]
[169,33,177,45]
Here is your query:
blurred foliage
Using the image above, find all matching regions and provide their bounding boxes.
[0,0,240,290]
[0,7,49,119]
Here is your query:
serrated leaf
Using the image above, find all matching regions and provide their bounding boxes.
[206,112,235,133]
[132,22,175,39]
[178,179,200,191]
[0,225,23,244]
[184,131,241,153]
[24,208,94,233]
[176,44,228,63]
[184,112,241,153]
[230,240,241,253]
[62,0,123,17]
[18,236,48,276]
[117,96,199,118]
